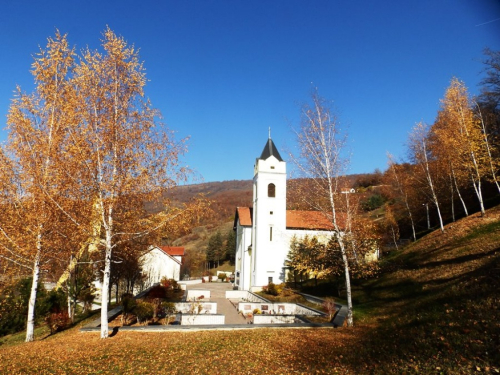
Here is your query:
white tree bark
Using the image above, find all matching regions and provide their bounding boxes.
[26,243,41,342]
[451,167,469,217]
[290,91,354,326]
[475,102,500,194]
[422,139,445,232]
[410,123,445,232]
[100,243,111,339]
[457,97,486,215]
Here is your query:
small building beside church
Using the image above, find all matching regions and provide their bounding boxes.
[233,137,336,292]
[140,245,184,287]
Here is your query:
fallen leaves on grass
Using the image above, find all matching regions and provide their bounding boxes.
[0,328,358,374]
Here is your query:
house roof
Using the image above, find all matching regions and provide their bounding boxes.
[158,246,185,257]
[143,246,182,265]
[234,207,342,231]
[234,206,253,229]
[259,138,283,161]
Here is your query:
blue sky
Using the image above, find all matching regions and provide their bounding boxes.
[1,1,499,183]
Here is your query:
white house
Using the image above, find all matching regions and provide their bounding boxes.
[140,246,184,287]
[233,137,338,292]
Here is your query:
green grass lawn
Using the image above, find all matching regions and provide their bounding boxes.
[1,207,499,374]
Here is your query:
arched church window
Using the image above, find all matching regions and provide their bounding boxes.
[268,183,275,197]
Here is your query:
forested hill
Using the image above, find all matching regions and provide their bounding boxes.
[164,173,378,224]
[168,180,253,223]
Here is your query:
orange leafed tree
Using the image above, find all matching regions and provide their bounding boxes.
[438,78,488,216]
[2,28,204,340]
[64,28,194,339]
[0,31,81,342]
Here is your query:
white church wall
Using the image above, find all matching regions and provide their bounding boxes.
[235,224,252,290]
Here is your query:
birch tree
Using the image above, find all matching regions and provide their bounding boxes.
[408,122,445,232]
[0,32,77,342]
[429,111,470,219]
[386,154,417,241]
[66,28,193,339]
[288,90,354,326]
[474,101,500,194]
[383,204,400,250]
[441,78,487,215]
[1,28,210,340]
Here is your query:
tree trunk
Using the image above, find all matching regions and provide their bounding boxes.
[391,226,399,251]
[476,102,500,194]
[26,250,41,342]
[458,104,486,216]
[452,168,468,216]
[100,229,112,339]
[471,176,486,216]
[115,280,119,304]
[422,138,445,232]
[67,292,72,322]
[449,174,455,222]
[407,204,417,242]
[340,243,353,326]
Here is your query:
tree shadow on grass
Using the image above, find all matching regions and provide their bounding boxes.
[337,253,500,373]
[109,327,119,337]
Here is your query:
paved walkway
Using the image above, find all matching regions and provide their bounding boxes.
[186,282,247,324]
[82,281,337,332]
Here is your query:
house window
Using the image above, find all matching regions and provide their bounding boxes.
[268,276,273,284]
[268,183,275,197]
[270,227,273,241]
[271,166,275,169]
[270,211,273,215]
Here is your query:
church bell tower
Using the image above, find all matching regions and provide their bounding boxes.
[250,136,287,290]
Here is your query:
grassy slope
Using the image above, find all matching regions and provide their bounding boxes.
[1,207,499,374]
[349,206,500,373]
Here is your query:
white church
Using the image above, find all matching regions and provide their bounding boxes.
[233,137,336,292]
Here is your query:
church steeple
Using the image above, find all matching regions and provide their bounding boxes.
[259,137,283,161]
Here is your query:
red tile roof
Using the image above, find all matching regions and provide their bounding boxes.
[235,207,253,226]
[286,210,336,230]
[159,246,185,257]
[234,207,343,231]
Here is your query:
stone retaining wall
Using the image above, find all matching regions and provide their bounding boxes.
[253,315,296,324]
[186,289,211,300]
[174,302,216,314]
[180,314,225,325]
[226,290,270,303]
[238,302,323,316]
